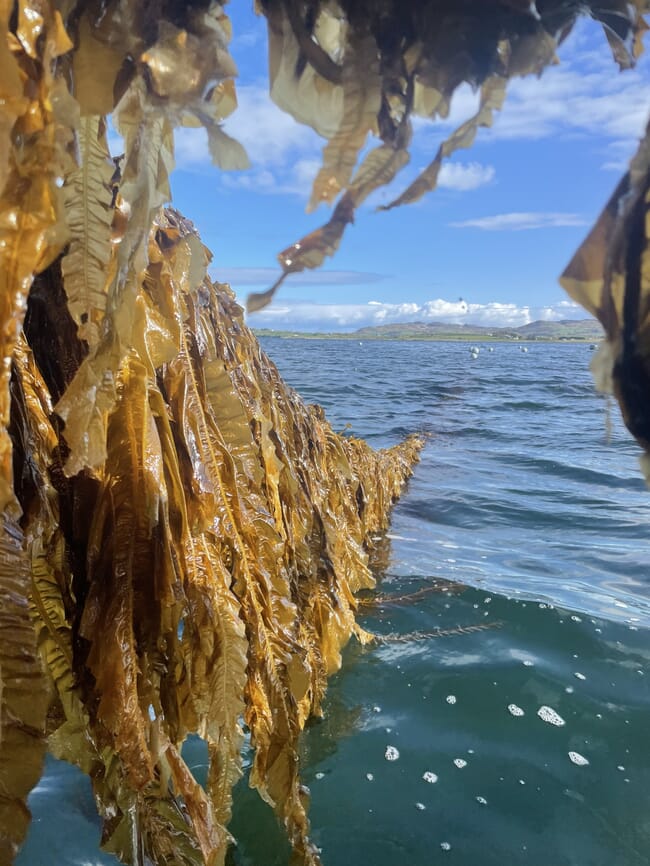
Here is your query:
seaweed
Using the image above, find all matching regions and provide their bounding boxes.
[0,2,649,864]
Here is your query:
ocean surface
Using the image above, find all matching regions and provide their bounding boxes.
[19,339,650,866]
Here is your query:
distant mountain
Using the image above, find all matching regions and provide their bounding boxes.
[254,319,604,342]
[351,319,603,341]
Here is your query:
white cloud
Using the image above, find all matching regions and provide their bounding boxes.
[224,84,323,168]
[169,84,323,196]
[246,297,586,331]
[489,66,649,142]
[437,161,495,191]
[415,24,649,153]
[450,212,588,231]
[220,157,320,196]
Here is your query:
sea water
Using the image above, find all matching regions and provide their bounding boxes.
[19,340,650,866]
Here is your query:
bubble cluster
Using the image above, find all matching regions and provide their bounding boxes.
[508,704,525,717]
[537,706,565,726]
[453,758,467,769]
[423,771,438,784]
[568,751,589,766]
[385,745,400,761]
[446,695,457,705]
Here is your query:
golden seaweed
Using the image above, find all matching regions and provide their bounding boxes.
[561,118,650,463]
[8,191,422,865]
[1,3,649,865]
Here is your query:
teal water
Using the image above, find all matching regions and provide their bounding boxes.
[19,340,650,866]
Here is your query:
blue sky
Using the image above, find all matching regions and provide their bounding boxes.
[164,4,650,332]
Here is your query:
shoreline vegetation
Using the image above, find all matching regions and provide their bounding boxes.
[253,319,603,344]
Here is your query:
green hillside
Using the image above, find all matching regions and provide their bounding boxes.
[254,319,603,342]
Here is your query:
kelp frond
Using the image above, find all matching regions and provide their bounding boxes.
[249,0,649,311]
[1,1,650,864]
[9,199,422,866]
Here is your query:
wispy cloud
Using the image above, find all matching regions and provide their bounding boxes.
[416,23,649,153]
[246,297,586,331]
[170,83,323,196]
[438,161,496,191]
[450,212,588,231]
[212,266,387,287]
[488,66,649,143]
[232,30,262,49]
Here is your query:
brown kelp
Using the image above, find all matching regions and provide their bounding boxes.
[0,1,649,864]
[0,4,423,861]
[250,0,650,310]
[10,204,422,866]
[561,119,650,473]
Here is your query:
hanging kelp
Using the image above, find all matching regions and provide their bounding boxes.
[249,0,649,310]
[1,1,649,864]
[561,119,650,471]
[11,206,422,866]
[0,3,423,862]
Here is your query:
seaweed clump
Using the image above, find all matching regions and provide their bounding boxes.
[0,4,420,863]
[1,1,650,865]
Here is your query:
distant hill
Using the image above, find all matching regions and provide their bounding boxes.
[254,319,603,342]
[353,319,603,341]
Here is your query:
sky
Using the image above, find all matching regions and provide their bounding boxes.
[163,4,650,332]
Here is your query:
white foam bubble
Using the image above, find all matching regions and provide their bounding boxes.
[423,771,438,784]
[415,802,426,811]
[446,695,457,705]
[440,842,451,851]
[366,773,374,781]
[508,704,525,717]
[373,705,381,713]
[315,772,324,780]
[453,758,467,769]
[385,745,400,762]
[537,706,565,727]
[476,796,488,805]
[568,751,589,766]
[574,672,586,681]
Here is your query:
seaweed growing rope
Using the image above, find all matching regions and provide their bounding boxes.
[0,2,649,865]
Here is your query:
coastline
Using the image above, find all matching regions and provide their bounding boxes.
[254,329,601,345]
